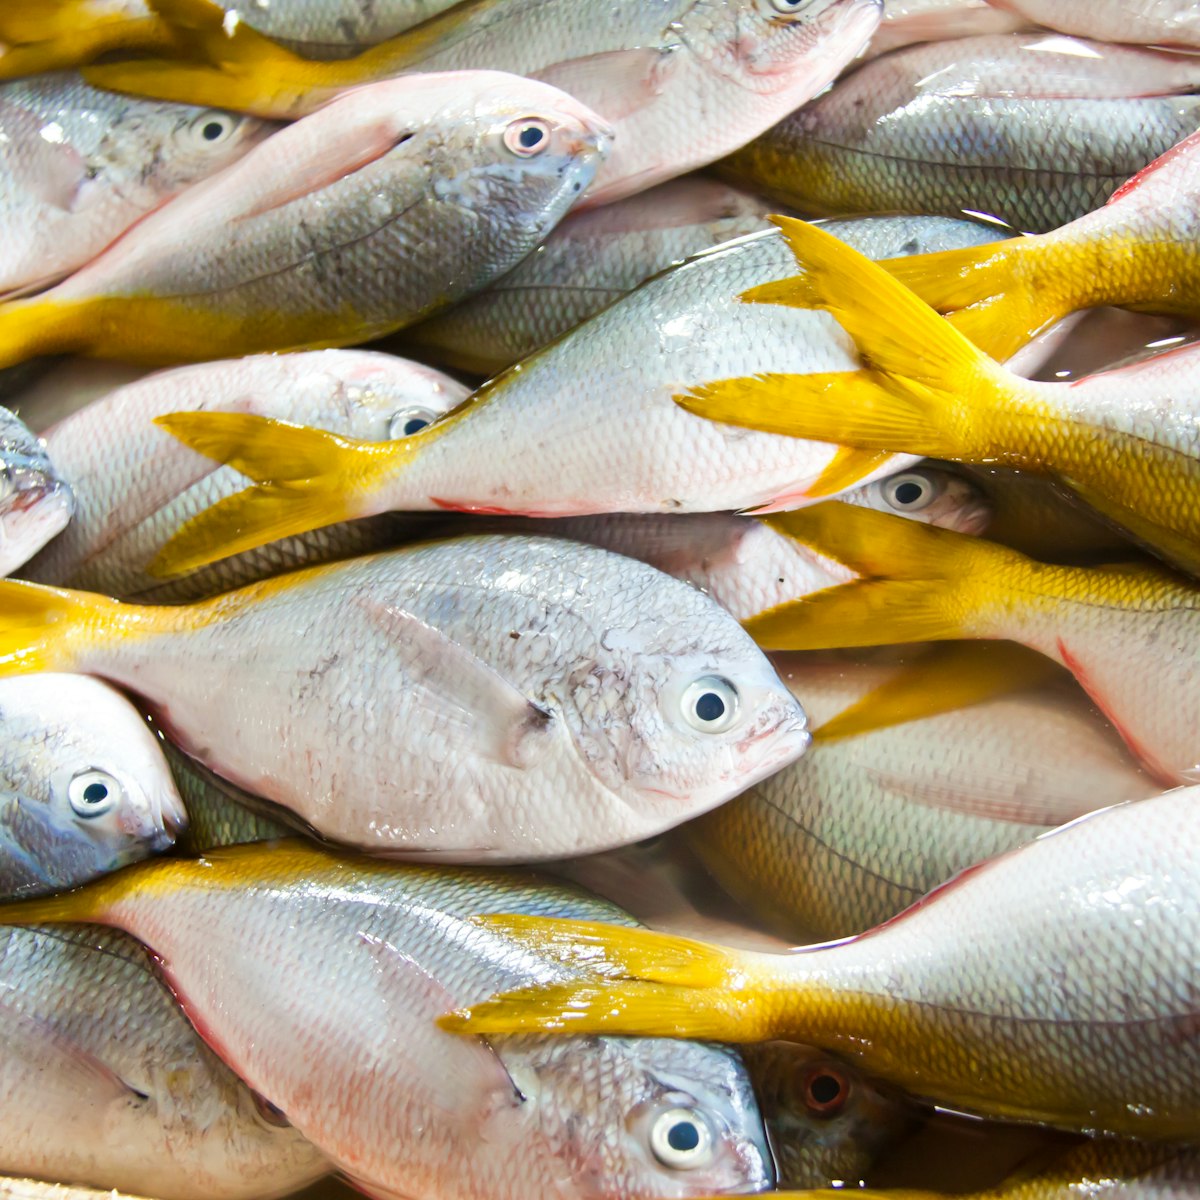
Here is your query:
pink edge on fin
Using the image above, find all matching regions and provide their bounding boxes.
[1106,128,1200,206]
[1054,638,1175,786]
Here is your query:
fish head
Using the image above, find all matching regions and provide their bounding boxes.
[853,466,994,536]
[560,579,810,828]
[677,0,883,94]
[0,406,73,576]
[739,1042,917,1188]
[428,73,613,241]
[500,1033,773,1196]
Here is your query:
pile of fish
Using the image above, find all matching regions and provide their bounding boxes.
[0,1,1195,1198]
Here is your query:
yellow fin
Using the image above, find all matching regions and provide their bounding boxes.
[813,642,1060,742]
[0,297,92,370]
[806,447,895,501]
[745,503,1020,651]
[0,871,125,926]
[150,412,404,576]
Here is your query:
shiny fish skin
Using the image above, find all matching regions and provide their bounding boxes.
[7,359,151,433]
[0,72,272,296]
[0,673,185,898]
[23,350,467,601]
[863,0,1025,60]
[405,178,776,375]
[689,654,1158,941]
[718,34,1200,233]
[0,535,810,859]
[0,922,329,1200]
[0,405,72,575]
[0,846,775,1199]
[0,72,610,368]
[446,788,1200,1140]
[990,0,1200,48]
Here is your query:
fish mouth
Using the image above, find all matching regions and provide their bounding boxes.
[0,478,74,575]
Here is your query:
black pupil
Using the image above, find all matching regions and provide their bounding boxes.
[403,417,429,435]
[83,782,108,805]
[893,481,924,506]
[695,692,725,723]
[667,1120,700,1153]
[809,1073,843,1106]
[202,121,224,141]
[519,125,544,149]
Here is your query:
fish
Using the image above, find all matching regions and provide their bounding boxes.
[0,921,329,1199]
[0,406,72,576]
[877,126,1200,360]
[0,843,776,1199]
[83,0,882,208]
[749,1140,1200,1200]
[731,503,1200,785]
[688,646,1159,941]
[0,72,610,369]
[988,0,1200,49]
[22,350,468,602]
[5,359,151,433]
[441,786,1200,1141]
[404,178,777,375]
[458,465,993,622]
[717,33,1200,233]
[862,0,1025,60]
[0,673,185,898]
[0,73,273,298]
[0,535,810,859]
[678,217,1200,573]
[146,214,1008,578]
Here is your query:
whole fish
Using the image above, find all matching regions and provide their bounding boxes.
[752,1141,1200,1200]
[463,465,992,622]
[442,786,1200,1141]
[679,218,1200,574]
[0,535,810,859]
[23,350,467,602]
[718,34,1200,233]
[83,0,882,208]
[0,73,272,298]
[0,72,610,369]
[405,179,776,375]
[989,0,1200,48]
[0,922,329,1199]
[145,215,1008,579]
[0,406,72,576]
[0,844,775,1199]
[863,0,1025,59]
[0,673,185,897]
[878,127,1200,360]
[689,648,1158,941]
[727,504,1200,785]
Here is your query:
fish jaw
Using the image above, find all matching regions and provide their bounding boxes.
[0,408,74,575]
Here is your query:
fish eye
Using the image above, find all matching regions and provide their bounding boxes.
[768,0,808,13]
[680,676,740,734]
[252,1090,292,1128]
[503,117,552,157]
[188,111,239,146]
[649,1107,714,1169]
[389,407,438,439]
[881,470,941,513]
[68,769,122,818]
[802,1065,850,1117]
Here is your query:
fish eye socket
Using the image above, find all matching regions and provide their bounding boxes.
[389,407,438,439]
[768,0,808,13]
[503,117,552,157]
[68,769,122,818]
[189,111,238,146]
[649,1107,714,1169]
[802,1066,850,1116]
[680,676,740,734]
[882,471,939,512]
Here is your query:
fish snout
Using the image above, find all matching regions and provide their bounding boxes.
[0,474,74,576]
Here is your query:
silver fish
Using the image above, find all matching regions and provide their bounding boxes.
[0,405,71,576]
[0,673,186,898]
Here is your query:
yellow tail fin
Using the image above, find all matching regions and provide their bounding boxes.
[744,503,1023,651]
[0,297,92,370]
[0,5,176,80]
[150,412,406,577]
[0,578,154,674]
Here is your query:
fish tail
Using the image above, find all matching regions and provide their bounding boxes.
[680,217,1043,475]
[150,412,403,577]
[744,503,1023,650]
[880,237,1061,361]
[0,0,124,42]
[0,5,173,79]
[439,916,779,1041]
[0,578,173,675]
[0,298,91,369]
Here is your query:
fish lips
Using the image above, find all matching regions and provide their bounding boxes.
[0,472,74,576]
